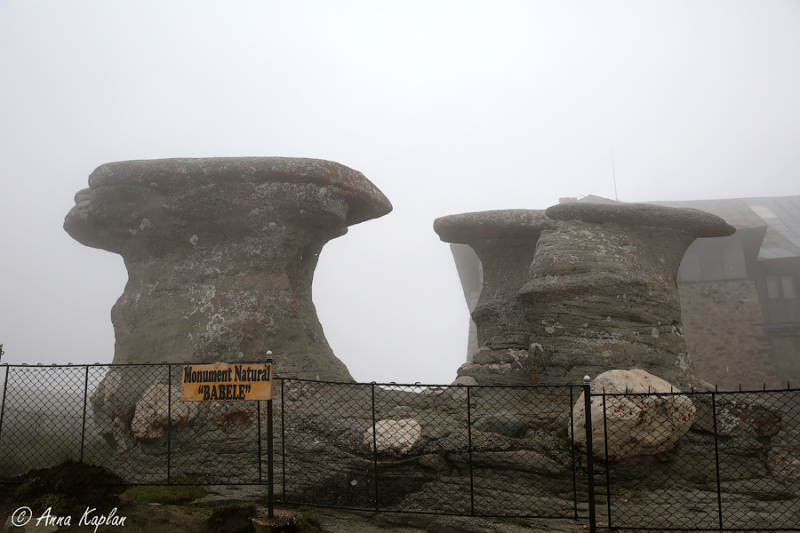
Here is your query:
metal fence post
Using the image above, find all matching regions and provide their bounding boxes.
[569,385,579,518]
[466,384,474,517]
[267,363,274,519]
[602,386,611,528]
[80,365,89,463]
[583,376,597,533]
[712,392,723,530]
[371,382,379,511]
[257,399,262,484]
[268,395,275,518]
[167,364,172,484]
[0,365,9,443]
[281,377,286,502]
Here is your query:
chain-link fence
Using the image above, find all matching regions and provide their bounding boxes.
[278,379,581,518]
[593,387,800,531]
[0,364,114,477]
[0,363,273,485]
[1,363,799,531]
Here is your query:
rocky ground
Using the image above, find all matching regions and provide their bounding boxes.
[3,382,798,533]
[1,501,594,533]
[0,462,595,533]
[4,462,800,532]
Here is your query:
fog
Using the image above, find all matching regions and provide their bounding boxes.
[1,1,799,384]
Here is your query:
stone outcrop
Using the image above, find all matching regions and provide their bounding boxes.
[572,369,696,461]
[692,395,782,439]
[65,157,391,449]
[519,203,735,389]
[272,378,792,520]
[64,157,391,377]
[278,381,578,515]
[437,204,734,388]
[434,210,555,385]
[473,411,530,438]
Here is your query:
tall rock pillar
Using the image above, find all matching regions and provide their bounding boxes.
[64,157,392,380]
[518,203,735,388]
[434,210,554,385]
[64,157,392,461]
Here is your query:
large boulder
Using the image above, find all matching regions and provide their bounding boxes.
[363,419,422,455]
[573,369,696,461]
[130,382,200,443]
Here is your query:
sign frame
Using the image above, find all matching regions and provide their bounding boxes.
[180,361,273,402]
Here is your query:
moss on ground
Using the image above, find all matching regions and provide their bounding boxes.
[120,475,206,505]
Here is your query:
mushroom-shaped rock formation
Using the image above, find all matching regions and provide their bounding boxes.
[64,157,392,380]
[518,203,735,389]
[434,210,555,385]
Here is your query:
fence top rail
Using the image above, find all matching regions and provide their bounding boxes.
[278,376,581,389]
[3,363,798,396]
[593,386,800,396]
[0,363,583,389]
[0,360,274,369]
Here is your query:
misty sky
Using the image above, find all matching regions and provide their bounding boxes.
[1,1,799,384]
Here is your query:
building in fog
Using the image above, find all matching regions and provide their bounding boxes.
[448,195,800,390]
[650,195,800,390]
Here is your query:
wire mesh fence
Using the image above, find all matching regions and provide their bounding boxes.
[0,364,114,476]
[595,387,800,531]
[1,362,799,531]
[278,379,582,518]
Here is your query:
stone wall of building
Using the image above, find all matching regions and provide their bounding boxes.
[766,332,800,387]
[679,279,778,390]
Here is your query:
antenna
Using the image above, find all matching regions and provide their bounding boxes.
[611,151,619,202]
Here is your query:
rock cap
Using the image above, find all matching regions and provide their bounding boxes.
[434,210,554,243]
[545,202,735,238]
[84,157,392,225]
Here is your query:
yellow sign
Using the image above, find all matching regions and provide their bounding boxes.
[181,362,272,401]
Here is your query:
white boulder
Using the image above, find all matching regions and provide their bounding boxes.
[131,382,200,442]
[572,369,695,461]
[363,418,422,455]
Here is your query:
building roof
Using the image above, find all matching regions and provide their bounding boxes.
[650,196,800,260]
[572,194,800,260]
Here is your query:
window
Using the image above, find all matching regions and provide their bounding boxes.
[765,274,800,324]
[677,236,747,282]
[767,275,797,300]
[783,276,797,299]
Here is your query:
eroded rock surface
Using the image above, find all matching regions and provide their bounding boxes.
[519,203,735,388]
[65,157,391,376]
[434,210,554,385]
[65,157,391,449]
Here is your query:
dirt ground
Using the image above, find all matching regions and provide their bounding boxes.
[0,462,592,533]
[1,501,592,533]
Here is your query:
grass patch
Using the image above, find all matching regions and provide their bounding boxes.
[299,510,322,531]
[120,475,206,505]
[207,503,257,526]
[34,492,71,513]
